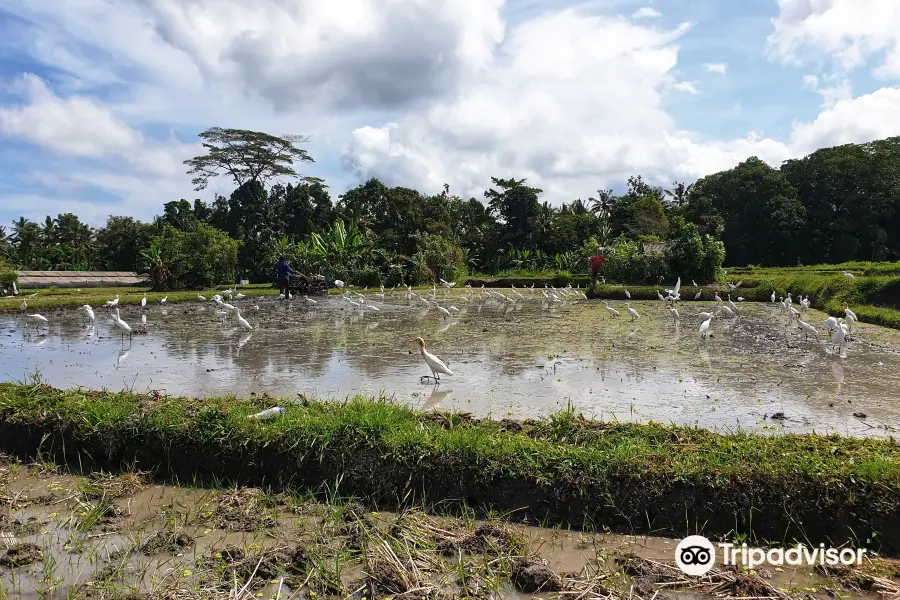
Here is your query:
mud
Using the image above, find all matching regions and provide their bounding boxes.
[2,457,897,599]
[2,291,900,437]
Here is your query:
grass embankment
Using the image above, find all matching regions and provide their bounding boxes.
[0,283,279,313]
[1,383,898,552]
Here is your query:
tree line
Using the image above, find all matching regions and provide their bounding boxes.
[1,128,898,289]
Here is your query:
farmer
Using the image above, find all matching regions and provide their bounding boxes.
[590,246,607,288]
[275,255,296,297]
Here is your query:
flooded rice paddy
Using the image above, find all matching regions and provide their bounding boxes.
[2,457,896,600]
[2,290,900,437]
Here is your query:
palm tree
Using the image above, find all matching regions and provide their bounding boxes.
[664,182,693,207]
[589,189,614,219]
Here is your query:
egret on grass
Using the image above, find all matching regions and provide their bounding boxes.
[624,289,631,299]
[197,294,206,301]
[141,294,147,308]
[413,337,452,383]
[605,305,620,317]
[625,302,640,321]
[668,306,680,322]
[106,295,120,308]
[843,272,855,279]
[694,291,701,300]
[160,296,167,304]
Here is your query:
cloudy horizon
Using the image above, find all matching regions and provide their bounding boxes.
[1,0,899,226]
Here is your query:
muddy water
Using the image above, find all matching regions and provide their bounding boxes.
[2,291,900,436]
[2,461,890,600]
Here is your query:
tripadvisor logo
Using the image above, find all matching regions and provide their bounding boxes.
[675,536,867,576]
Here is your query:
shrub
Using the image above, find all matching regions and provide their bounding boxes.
[0,257,17,290]
[601,237,671,284]
[665,216,726,284]
[150,224,239,290]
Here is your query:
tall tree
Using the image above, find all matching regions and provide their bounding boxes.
[184,127,320,191]
[484,177,542,248]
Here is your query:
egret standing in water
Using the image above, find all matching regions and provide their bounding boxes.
[413,337,452,383]
[113,309,132,340]
[80,304,95,324]
[236,309,253,330]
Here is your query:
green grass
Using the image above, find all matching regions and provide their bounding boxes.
[0,283,279,312]
[1,382,899,550]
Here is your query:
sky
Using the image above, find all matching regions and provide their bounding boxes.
[1,0,900,227]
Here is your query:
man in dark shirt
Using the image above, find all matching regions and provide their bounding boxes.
[275,255,296,297]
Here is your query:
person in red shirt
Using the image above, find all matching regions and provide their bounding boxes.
[590,246,607,288]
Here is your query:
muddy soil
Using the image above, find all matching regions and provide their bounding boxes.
[2,457,898,600]
[2,291,900,436]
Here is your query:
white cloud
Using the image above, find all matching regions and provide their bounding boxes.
[767,0,900,78]
[672,80,699,94]
[632,7,662,19]
[0,74,141,158]
[2,0,900,225]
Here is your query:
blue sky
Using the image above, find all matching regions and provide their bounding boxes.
[1,0,899,228]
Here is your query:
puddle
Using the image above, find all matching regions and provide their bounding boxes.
[2,291,900,436]
[2,460,895,599]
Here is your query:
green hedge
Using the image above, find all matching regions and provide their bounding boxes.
[0,383,898,551]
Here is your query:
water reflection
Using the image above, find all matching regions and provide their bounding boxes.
[1,296,899,436]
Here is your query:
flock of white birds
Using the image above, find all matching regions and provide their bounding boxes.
[11,274,861,382]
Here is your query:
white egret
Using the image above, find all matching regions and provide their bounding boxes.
[824,316,839,334]
[197,294,206,301]
[19,300,26,311]
[694,291,701,300]
[305,295,317,304]
[656,291,665,301]
[334,280,345,288]
[692,279,698,287]
[714,292,722,303]
[141,294,147,308]
[717,305,734,317]
[448,306,460,313]
[28,314,49,325]
[413,337,452,383]
[605,305,620,317]
[12,281,18,295]
[437,306,451,318]
[113,309,132,340]
[698,311,713,321]
[625,302,640,321]
[727,295,738,311]
[668,306,680,322]
[235,293,246,299]
[141,313,147,324]
[797,319,818,341]
[216,310,228,323]
[81,304,94,323]
[843,304,857,322]
[770,291,776,303]
[235,309,252,330]
[106,295,120,308]
[624,288,631,299]
[700,315,713,338]
[842,272,855,279]
[160,296,167,304]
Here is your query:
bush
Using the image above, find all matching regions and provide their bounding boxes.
[413,233,467,282]
[665,217,726,284]
[601,237,670,283]
[150,224,239,290]
[0,257,17,291]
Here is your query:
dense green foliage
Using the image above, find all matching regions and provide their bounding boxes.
[1,383,898,548]
[8,131,900,286]
[146,223,240,290]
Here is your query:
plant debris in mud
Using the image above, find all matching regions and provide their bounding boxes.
[0,541,42,567]
[140,530,194,554]
[511,556,562,592]
[213,488,276,531]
